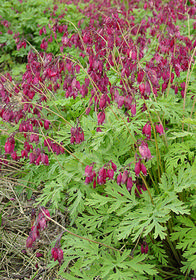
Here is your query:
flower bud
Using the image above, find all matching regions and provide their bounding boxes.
[139,83,145,95]
[155,123,164,135]
[44,120,50,130]
[139,142,152,161]
[141,163,147,176]
[117,173,122,185]
[121,170,128,184]
[97,111,105,125]
[142,123,151,139]
[126,177,133,191]
[93,179,97,188]
[57,248,64,265]
[141,242,148,254]
[135,161,141,177]
[111,162,117,171]
[107,169,114,180]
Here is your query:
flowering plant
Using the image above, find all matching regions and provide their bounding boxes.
[0,0,196,279]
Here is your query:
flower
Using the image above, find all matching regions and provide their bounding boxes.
[155,123,164,135]
[142,123,151,139]
[139,142,152,161]
[141,242,148,254]
[135,160,141,176]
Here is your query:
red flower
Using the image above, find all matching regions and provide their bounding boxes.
[141,163,147,176]
[155,123,164,135]
[107,169,114,179]
[121,170,128,184]
[111,162,117,171]
[141,242,148,254]
[135,160,141,177]
[117,172,122,185]
[142,123,151,139]
[97,111,105,125]
[126,177,133,191]
[51,246,64,265]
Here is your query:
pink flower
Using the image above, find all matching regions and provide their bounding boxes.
[142,123,151,139]
[141,163,147,176]
[131,104,136,116]
[137,71,144,83]
[135,160,141,177]
[51,244,64,265]
[93,179,97,188]
[11,151,18,160]
[36,252,43,258]
[141,242,148,254]
[26,208,50,248]
[51,247,58,261]
[126,177,133,191]
[97,167,107,185]
[139,83,145,95]
[85,165,93,176]
[97,111,105,125]
[70,126,84,144]
[5,137,15,154]
[155,123,164,135]
[107,169,114,179]
[26,226,40,248]
[96,127,102,132]
[44,120,50,130]
[99,94,106,109]
[111,162,117,171]
[121,170,128,184]
[117,173,122,185]
[139,142,152,161]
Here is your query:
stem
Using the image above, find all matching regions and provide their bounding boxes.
[166,236,181,266]
[16,129,81,164]
[184,268,189,280]
[36,125,64,170]
[41,209,132,257]
[20,101,72,127]
[109,105,137,145]
[156,268,180,278]
[131,228,144,256]
[148,171,159,194]
[140,174,154,205]
[166,63,173,98]
[182,46,196,130]
[144,99,163,178]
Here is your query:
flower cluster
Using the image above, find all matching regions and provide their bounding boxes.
[85,161,117,188]
[135,160,147,177]
[51,233,64,265]
[70,126,84,144]
[26,207,50,248]
[1,0,194,173]
[117,170,133,191]
[142,122,164,139]
[5,137,15,155]
[85,161,147,196]
[29,149,49,166]
[51,246,64,265]
[44,138,65,155]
